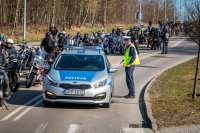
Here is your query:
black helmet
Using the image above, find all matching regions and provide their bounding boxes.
[77,32,81,36]
[112,29,116,33]
[108,36,113,41]
[46,32,52,38]
[58,32,65,38]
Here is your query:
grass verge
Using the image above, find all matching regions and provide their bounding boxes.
[149,58,200,128]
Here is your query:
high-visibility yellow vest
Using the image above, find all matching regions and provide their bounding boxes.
[123,44,140,67]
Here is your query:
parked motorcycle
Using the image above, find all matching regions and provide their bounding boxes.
[25,48,46,88]
[17,44,32,73]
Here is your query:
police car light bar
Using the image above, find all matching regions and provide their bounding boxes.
[63,45,103,53]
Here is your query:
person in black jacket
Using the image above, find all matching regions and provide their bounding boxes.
[49,24,58,38]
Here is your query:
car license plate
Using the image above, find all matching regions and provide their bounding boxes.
[63,89,85,96]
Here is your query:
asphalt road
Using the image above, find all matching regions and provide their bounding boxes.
[0,35,197,133]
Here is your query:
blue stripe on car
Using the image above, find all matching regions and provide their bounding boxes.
[59,71,96,81]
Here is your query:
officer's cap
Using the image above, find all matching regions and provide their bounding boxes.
[123,36,131,41]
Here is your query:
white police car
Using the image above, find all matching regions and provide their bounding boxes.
[43,46,117,108]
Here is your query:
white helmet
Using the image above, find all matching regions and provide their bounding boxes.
[6,38,14,44]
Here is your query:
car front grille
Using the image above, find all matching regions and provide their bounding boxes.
[59,83,92,90]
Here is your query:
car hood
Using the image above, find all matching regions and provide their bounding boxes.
[49,69,107,83]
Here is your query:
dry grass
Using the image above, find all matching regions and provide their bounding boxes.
[0,23,133,44]
[149,58,200,129]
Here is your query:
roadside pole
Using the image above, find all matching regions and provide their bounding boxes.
[23,0,26,43]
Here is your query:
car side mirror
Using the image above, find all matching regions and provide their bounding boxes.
[109,68,117,73]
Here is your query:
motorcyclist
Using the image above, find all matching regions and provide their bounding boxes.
[107,36,115,48]
[83,33,89,43]
[40,32,56,58]
[116,27,124,37]
[88,37,95,46]
[152,28,160,50]
[110,29,117,38]
[161,26,169,54]
[45,44,58,66]
[49,24,58,38]
[73,32,83,45]
[95,32,104,45]
[0,42,10,97]
[6,39,17,57]
[57,32,67,49]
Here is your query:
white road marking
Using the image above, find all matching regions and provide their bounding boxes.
[170,40,183,48]
[12,99,42,121]
[35,122,48,133]
[1,94,42,121]
[122,128,145,133]
[67,124,79,133]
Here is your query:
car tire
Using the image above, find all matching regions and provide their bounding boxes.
[102,94,111,108]
[43,100,52,107]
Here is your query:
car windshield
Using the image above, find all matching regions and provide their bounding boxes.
[54,54,105,71]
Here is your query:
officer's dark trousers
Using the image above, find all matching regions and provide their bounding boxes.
[125,65,135,96]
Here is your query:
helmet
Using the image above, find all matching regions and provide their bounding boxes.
[90,36,95,40]
[77,32,81,36]
[112,29,116,33]
[6,38,14,44]
[108,36,113,41]
[58,32,65,38]
[46,32,52,38]
[84,33,89,38]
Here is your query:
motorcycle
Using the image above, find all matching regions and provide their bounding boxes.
[139,33,146,44]
[152,35,159,50]
[17,44,32,73]
[25,48,46,88]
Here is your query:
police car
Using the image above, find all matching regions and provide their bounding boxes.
[42,46,117,108]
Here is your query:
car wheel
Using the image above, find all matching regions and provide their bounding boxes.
[102,94,111,108]
[43,100,52,107]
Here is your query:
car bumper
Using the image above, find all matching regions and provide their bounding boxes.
[42,83,112,104]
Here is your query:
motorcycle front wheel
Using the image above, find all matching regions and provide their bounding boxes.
[9,73,20,92]
[26,73,36,88]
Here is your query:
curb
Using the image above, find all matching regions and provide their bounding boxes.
[143,77,160,133]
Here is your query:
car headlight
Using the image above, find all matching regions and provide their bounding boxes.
[45,75,58,86]
[94,78,107,88]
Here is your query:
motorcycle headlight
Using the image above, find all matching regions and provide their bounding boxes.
[45,75,58,86]
[94,78,107,88]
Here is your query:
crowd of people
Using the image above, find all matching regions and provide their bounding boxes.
[0,20,180,99]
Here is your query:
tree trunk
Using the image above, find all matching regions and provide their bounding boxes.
[50,0,56,26]
[192,44,200,99]
[79,2,90,28]
[11,0,20,35]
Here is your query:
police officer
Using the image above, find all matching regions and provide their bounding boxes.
[0,42,10,97]
[6,39,17,57]
[123,36,140,98]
